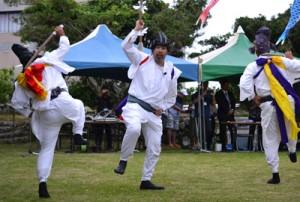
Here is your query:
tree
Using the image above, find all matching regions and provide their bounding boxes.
[191,7,300,58]
[3,0,208,107]
[233,10,300,57]
[6,0,205,57]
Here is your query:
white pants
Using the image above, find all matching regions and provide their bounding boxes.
[260,96,297,173]
[32,94,85,183]
[120,103,162,181]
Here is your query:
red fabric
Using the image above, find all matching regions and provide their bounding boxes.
[24,64,46,97]
[196,0,219,27]
[139,56,150,66]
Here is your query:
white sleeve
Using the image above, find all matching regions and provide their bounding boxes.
[239,63,256,101]
[11,82,33,117]
[122,29,148,79]
[48,36,70,61]
[283,58,300,82]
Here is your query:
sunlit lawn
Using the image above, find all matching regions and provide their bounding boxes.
[0,143,300,202]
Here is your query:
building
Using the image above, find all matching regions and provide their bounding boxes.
[0,0,31,68]
[0,0,87,69]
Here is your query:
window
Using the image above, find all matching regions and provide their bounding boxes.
[0,12,21,33]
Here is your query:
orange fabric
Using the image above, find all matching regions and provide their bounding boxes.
[24,64,47,100]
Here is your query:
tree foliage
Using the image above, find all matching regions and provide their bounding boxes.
[233,10,300,57]
[193,8,300,58]
[0,68,14,104]
[7,0,206,58]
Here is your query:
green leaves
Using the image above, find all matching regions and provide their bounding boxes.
[0,68,14,104]
[12,0,205,58]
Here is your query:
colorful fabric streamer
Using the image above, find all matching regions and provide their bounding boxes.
[256,56,300,143]
[276,0,300,45]
[196,0,220,28]
[17,64,48,100]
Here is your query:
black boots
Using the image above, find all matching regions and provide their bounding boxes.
[288,152,297,163]
[267,172,280,184]
[39,182,50,198]
[74,134,88,145]
[114,160,127,175]
[140,180,165,190]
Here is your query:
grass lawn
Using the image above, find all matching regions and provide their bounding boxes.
[0,143,300,202]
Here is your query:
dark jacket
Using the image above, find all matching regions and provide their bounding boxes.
[215,90,235,121]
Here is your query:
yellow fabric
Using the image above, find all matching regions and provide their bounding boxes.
[264,56,300,141]
[16,65,50,101]
[17,73,28,89]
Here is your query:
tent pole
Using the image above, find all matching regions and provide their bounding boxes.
[197,57,210,153]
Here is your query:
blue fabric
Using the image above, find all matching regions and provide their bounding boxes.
[276,0,300,45]
[256,57,300,143]
[63,24,198,82]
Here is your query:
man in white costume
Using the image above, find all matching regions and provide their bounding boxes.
[11,26,88,198]
[114,19,181,190]
[239,26,300,184]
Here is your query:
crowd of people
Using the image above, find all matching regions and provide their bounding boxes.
[10,18,300,198]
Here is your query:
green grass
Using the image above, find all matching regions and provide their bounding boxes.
[1,143,300,202]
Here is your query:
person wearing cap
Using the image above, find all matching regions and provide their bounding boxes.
[215,79,236,151]
[11,26,88,198]
[240,26,300,184]
[114,19,182,190]
[165,88,188,148]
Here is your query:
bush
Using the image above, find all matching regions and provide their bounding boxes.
[0,68,14,104]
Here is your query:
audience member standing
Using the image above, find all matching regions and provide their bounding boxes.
[165,88,188,148]
[191,81,215,150]
[94,86,114,151]
[215,79,236,151]
[247,99,262,151]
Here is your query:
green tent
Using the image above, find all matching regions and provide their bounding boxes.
[190,26,283,83]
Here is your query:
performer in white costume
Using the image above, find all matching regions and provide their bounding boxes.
[114,19,181,190]
[240,26,300,184]
[11,26,88,198]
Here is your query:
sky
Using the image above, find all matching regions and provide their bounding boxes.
[188,0,294,53]
[163,0,295,88]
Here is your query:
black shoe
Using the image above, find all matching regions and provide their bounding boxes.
[267,173,280,184]
[74,134,88,145]
[140,180,165,190]
[288,152,297,163]
[39,182,50,198]
[114,160,127,175]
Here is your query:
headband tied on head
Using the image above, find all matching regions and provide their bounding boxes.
[249,26,277,55]
[151,31,170,52]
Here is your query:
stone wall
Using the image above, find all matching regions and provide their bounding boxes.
[0,105,31,143]
[0,120,31,143]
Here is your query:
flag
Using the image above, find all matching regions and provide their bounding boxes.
[276,0,300,45]
[196,0,220,28]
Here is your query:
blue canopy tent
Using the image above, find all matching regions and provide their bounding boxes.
[63,24,198,82]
